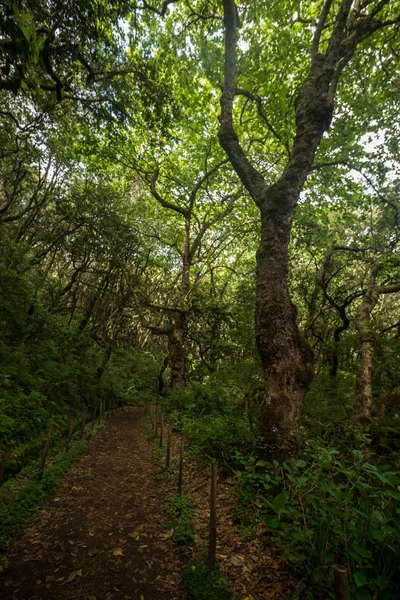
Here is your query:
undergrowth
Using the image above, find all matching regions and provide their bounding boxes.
[233,437,400,600]
[167,493,195,546]
[182,557,233,600]
[0,426,102,557]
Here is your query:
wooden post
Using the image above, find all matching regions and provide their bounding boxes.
[333,566,350,600]
[154,406,158,436]
[90,404,97,431]
[80,409,87,440]
[97,400,103,425]
[159,414,164,448]
[178,433,184,495]
[207,462,218,568]
[38,423,55,478]
[166,423,172,468]
[107,398,111,417]
[0,444,12,487]
[65,416,75,452]
[153,405,157,432]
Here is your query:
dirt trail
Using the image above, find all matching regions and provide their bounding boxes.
[0,408,182,600]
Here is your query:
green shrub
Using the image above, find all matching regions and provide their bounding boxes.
[0,439,87,556]
[234,441,400,599]
[182,557,233,600]
[167,494,195,546]
[182,413,253,463]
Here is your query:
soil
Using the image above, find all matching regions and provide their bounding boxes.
[0,408,183,600]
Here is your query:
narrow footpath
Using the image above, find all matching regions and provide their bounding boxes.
[0,408,182,600]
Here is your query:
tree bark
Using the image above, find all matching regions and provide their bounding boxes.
[218,0,396,453]
[256,188,314,452]
[169,217,191,391]
[169,312,187,391]
[354,265,380,423]
[219,0,338,452]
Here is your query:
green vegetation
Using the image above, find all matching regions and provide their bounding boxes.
[182,558,233,600]
[233,439,400,599]
[167,493,195,547]
[1,1,400,598]
[0,438,88,555]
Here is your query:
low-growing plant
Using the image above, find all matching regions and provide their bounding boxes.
[234,441,400,599]
[0,439,88,555]
[167,493,195,546]
[182,557,233,600]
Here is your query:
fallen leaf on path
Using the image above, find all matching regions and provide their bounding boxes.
[113,547,124,557]
[162,529,174,540]
[63,569,82,584]
[228,555,245,566]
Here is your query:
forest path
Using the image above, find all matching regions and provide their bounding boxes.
[0,408,182,600]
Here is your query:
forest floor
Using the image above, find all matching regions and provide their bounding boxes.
[0,408,183,600]
[0,407,299,600]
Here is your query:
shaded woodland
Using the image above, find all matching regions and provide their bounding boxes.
[0,1,400,598]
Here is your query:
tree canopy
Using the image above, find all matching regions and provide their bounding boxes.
[1,1,400,597]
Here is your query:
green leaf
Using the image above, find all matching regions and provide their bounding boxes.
[354,589,372,600]
[354,571,368,588]
[272,492,289,515]
[312,568,325,582]
[351,543,371,558]
[386,490,400,501]
[265,515,279,529]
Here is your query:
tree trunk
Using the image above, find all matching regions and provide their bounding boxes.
[256,191,314,452]
[305,246,334,339]
[217,0,368,455]
[330,310,350,379]
[158,355,169,394]
[169,217,191,391]
[169,312,187,391]
[354,265,380,423]
[96,344,113,380]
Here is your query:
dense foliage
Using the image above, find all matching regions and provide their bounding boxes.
[1,1,400,598]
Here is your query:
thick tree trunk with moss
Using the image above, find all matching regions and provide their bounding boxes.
[256,196,314,450]
[218,0,390,453]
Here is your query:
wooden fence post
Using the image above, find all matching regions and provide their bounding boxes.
[178,433,184,495]
[80,409,87,440]
[97,400,103,425]
[0,444,12,487]
[159,414,164,448]
[207,462,218,568]
[65,416,75,452]
[166,423,172,468]
[154,406,158,436]
[38,423,55,478]
[333,566,350,600]
[90,404,98,431]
